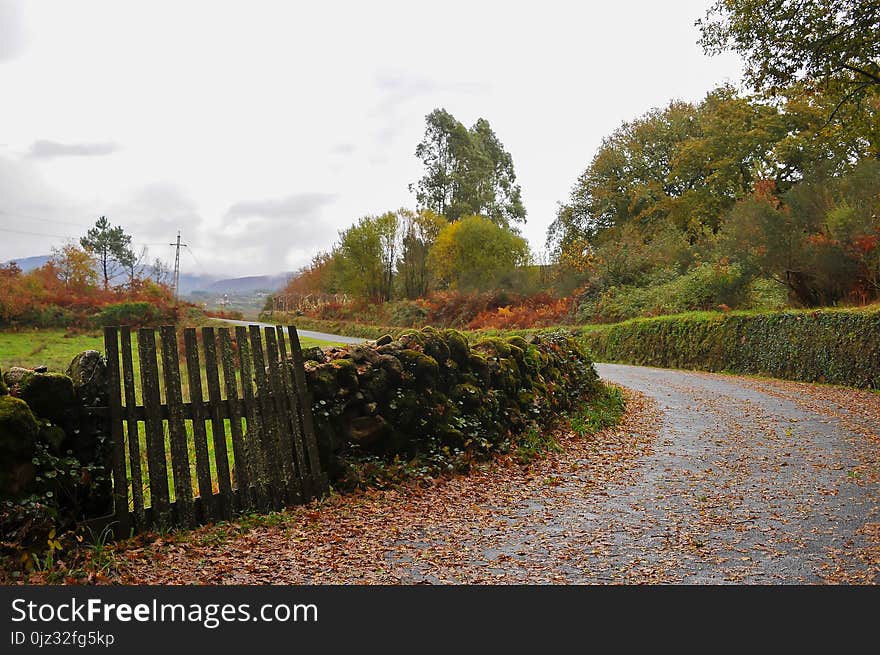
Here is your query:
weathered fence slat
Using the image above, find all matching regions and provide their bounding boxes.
[264,327,302,504]
[183,329,214,520]
[120,328,145,528]
[159,326,195,528]
[287,326,328,494]
[235,326,270,510]
[202,327,233,517]
[98,324,327,535]
[249,325,284,509]
[218,328,250,509]
[274,325,311,499]
[103,327,131,538]
[137,328,170,526]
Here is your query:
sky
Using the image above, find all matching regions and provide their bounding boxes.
[0,0,743,278]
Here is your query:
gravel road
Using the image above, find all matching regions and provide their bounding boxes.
[115,365,879,584]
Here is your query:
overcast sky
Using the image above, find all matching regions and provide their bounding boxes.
[0,0,743,278]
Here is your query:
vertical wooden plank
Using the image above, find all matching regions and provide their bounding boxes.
[249,325,284,508]
[275,325,311,499]
[264,327,302,504]
[235,326,269,510]
[120,328,145,529]
[138,328,170,525]
[202,327,232,517]
[287,326,328,494]
[276,325,288,360]
[103,327,131,538]
[159,326,194,528]
[183,328,214,520]
[218,328,250,509]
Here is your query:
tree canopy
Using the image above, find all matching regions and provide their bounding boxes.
[699,0,880,108]
[413,109,526,227]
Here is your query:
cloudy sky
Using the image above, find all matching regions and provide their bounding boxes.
[0,0,742,277]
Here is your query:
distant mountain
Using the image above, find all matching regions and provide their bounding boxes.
[2,254,51,272]
[202,273,290,294]
[2,253,288,295]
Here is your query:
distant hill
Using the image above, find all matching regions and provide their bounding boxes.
[2,253,288,295]
[203,274,290,294]
[2,254,51,272]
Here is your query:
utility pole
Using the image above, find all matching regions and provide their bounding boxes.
[169,230,187,299]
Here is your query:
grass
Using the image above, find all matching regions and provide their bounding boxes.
[0,327,341,373]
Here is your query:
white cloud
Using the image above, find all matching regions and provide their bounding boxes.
[27,140,120,158]
[0,0,743,275]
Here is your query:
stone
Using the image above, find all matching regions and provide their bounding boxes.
[66,350,108,407]
[17,372,77,426]
[0,395,39,497]
[376,334,393,346]
[347,415,390,446]
[3,366,32,389]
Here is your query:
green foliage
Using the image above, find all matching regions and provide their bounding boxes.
[577,263,750,323]
[79,216,136,290]
[581,305,880,388]
[429,215,531,291]
[92,301,166,327]
[413,108,525,226]
[698,0,880,101]
[336,211,401,301]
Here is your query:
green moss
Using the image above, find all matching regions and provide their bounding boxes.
[396,349,439,385]
[331,359,360,389]
[17,372,76,425]
[0,395,39,456]
[0,366,6,395]
[443,329,470,365]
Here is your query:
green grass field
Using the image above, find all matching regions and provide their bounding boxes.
[0,327,339,373]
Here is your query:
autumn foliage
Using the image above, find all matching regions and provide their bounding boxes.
[0,249,182,328]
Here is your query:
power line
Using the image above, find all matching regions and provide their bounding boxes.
[0,209,92,228]
[0,226,72,239]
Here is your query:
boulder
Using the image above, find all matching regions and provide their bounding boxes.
[0,395,39,497]
[17,372,77,426]
[347,415,390,446]
[3,366,31,389]
[66,350,108,407]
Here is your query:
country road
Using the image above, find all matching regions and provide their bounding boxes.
[217,318,367,345]
[118,364,879,585]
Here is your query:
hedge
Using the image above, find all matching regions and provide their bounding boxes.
[579,306,880,388]
[302,327,600,487]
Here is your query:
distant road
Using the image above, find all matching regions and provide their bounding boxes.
[217,318,366,345]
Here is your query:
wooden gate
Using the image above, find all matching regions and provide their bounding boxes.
[100,324,328,537]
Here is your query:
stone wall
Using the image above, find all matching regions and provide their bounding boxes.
[302,327,599,482]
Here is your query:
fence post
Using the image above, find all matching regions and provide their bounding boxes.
[103,327,131,539]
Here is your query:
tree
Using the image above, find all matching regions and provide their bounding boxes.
[428,215,531,290]
[49,244,97,290]
[336,211,401,301]
[413,109,526,226]
[698,0,880,110]
[397,209,447,298]
[80,216,135,290]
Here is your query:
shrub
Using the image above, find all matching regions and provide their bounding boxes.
[92,301,172,327]
[577,263,750,323]
[580,305,880,388]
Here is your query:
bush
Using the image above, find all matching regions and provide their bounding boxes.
[580,305,880,388]
[92,301,172,327]
[577,263,750,323]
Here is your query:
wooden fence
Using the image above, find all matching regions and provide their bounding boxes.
[99,324,328,537]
